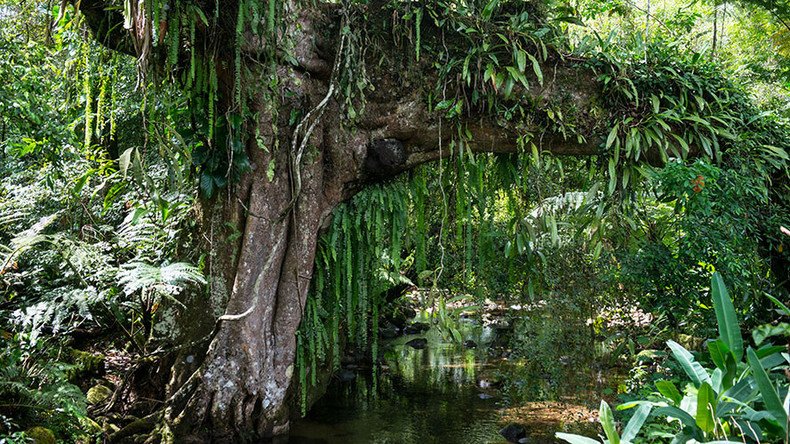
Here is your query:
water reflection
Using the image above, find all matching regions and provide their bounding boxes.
[287,321,600,444]
[288,325,507,444]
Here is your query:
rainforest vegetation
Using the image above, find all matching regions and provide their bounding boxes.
[0,0,789,442]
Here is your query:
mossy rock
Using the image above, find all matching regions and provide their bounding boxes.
[24,427,56,444]
[87,384,113,405]
[67,349,105,381]
[70,349,105,371]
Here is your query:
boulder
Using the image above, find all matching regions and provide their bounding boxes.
[403,322,430,335]
[87,384,113,405]
[337,369,356,382]
[499,424,527,443]
[25,427,55,444]
[405,338,428,349]
[379,321,399,339]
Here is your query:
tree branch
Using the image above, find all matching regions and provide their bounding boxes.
[71,0,135,56]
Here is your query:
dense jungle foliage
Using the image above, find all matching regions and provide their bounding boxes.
[0,0,789,442]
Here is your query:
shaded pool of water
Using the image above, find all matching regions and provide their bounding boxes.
[287,323,602,444]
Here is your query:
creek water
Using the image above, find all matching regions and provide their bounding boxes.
[286,320,605,444]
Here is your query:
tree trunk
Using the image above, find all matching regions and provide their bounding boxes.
[163,88,334,440]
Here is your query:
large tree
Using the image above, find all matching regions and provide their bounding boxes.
[70,0,788,441]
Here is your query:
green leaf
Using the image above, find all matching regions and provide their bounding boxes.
[707,339,728,370]
[667,340,711,387]
[132,148,145,185]
[102,182,126,213]
[200,172,215,198]
[608,157,616,195]
[516,49,527,73]
[193,4,209,26]
[695,382,716,433]
[707,339,737,390]
[654,405,698,430]
[721,378,756,404]
[73,170,93,195]
[555,433,601,444]
[746,347,788,431]
[435,99,455,111]
[621,403,652,442]
[670,133,690,157]
[650,94,660,114]
[606,123,620,149]
[599,400,620,444]
[482,0,499,20]
[752,323,790,346]
[505,66,529,88]
[549,215,558,245]
[761,145,789,161]
[764,292,790,317]
[711,273,743,362]
[527,53,543,86]
[655,380,682,405]
[701,441,749,443]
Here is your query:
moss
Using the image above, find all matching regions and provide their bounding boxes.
[67,349,105,382]
[24,427,56,444]
[87,384,113,405]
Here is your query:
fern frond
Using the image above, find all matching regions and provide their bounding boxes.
[118,261,206,301]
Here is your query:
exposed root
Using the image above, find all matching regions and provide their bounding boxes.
[108,411,162,443]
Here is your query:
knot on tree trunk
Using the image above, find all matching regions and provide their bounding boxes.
[363,138,406,179]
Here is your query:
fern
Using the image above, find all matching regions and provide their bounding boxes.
[167,8,181,69]
[118,261,206,301]
[234,0,245,107]
[293,180,417,415]
[0,340,87,433]
[82,44,92,150]
[94,66,107,137]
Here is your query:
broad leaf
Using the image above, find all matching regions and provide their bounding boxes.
[599,400,620,444]
[606,123,620,149]
[695,382,716,433]
[481,0,499,20]
[654,405,698,430]
[746,347,788,431]
[527,53,543,86]
[656,380,683,405]
[764,293,790,317]
[667,340,711,387]
[555,433,601,444]
[621,403,652,442]
[711,273,743,361]
[707,339,736,390]
[119,147,134,178]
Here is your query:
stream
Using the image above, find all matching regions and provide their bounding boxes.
[286,317,608,444]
